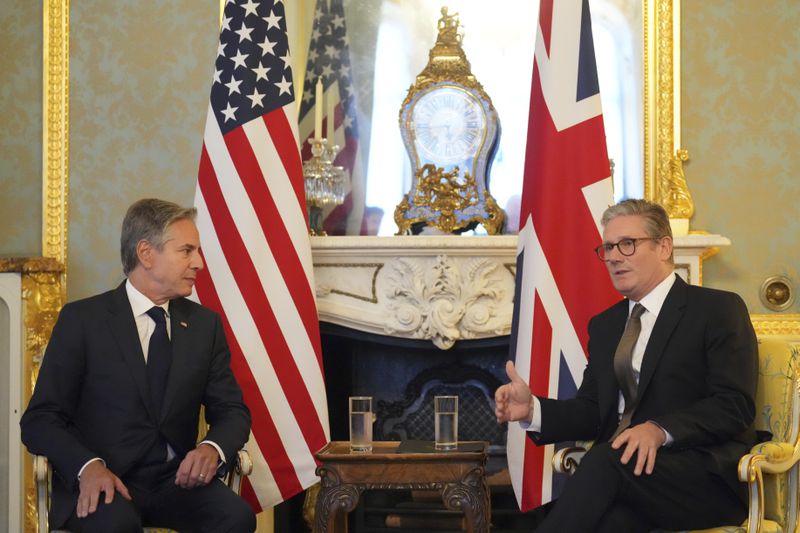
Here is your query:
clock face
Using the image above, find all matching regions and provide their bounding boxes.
[411,86,486,166]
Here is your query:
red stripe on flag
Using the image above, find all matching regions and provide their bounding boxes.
[521,429,546,510]
[194,256,301,503]
[198,146,328,453]
[521,292,552,509]
[529,292,553,399]
[223,125,324,370]
[263,111,308,213]
[539,0,554,55]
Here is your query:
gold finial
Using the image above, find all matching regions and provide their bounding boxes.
[665,148,694,219]
[436,7,462,46]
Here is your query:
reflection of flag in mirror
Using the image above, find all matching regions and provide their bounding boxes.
[193,0,329,511]
[298,0,366,235]
[506,0,619,512]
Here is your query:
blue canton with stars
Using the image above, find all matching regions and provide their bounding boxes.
[211,0,295,135]
[298,0,359,139]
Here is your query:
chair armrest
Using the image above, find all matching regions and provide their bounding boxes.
[738,439,800,533]
[552,446,587,475]
[226,449,253,494]
[34,455,49,533]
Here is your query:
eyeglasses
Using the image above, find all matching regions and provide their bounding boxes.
[594,237,661,260]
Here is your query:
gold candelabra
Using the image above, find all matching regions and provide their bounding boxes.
[303,138,346,236]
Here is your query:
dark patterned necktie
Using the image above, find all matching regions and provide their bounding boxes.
[145,306,172,417]
[610,303,646,440]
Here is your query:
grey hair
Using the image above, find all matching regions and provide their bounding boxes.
[120,198,197,275]
[601,199,673,262]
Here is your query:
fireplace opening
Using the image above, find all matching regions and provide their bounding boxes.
[319,322,543,532]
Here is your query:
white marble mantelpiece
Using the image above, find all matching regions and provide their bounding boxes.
[311,234,730,349]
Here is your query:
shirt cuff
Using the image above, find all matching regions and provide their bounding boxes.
[520,396,543,433]
[77,457,105,480]
[200,440,226,464]
[648,420,674,446]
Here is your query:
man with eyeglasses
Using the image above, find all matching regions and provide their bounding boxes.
[496,199,757,532]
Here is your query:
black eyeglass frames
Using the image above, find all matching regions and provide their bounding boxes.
[594,237,661,260]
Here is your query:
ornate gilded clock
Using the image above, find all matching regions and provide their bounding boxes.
[395,7,504,235]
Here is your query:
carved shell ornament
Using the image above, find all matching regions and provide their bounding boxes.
[383,255,508,349]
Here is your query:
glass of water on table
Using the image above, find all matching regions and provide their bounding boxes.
[349,396,373,453]
[434,395,458,450]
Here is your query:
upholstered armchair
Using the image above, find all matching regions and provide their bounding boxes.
[553,336,800,533]
[34,450,253,533]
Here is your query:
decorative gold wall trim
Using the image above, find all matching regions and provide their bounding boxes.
[751,314,800,337]
[644,0,682,206]
[0,258,65,533]
[42,0,70,268]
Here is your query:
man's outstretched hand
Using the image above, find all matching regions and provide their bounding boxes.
[495,360,534,424]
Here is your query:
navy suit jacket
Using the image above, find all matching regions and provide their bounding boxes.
[534,276,758,496]
[20,282,251,528]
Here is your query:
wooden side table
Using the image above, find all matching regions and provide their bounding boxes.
[314,441,490,533]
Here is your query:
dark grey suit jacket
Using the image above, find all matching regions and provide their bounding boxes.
[20,282,251,528]
[534,276,758,495]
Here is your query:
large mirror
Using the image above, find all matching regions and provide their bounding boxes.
[302,0,679,235]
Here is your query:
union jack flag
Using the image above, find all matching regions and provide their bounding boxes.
[193,0,329,511]
[507,0,619,511]
[298,0,366,235]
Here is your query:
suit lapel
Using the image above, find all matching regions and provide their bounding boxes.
[636,276,688,400]
[107,282,156,420]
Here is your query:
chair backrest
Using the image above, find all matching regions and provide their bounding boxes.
[752,337,800,529]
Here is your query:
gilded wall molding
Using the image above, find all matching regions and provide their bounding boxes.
[23,0,69,529]
[751,314,800,337]
[644,0,683,207]
[42,0,70,267]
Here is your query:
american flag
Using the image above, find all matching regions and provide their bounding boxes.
[507,0,619,511]
[298,0,366,235]
[193,0,329,510]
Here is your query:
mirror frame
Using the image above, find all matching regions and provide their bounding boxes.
[644,0,681,206]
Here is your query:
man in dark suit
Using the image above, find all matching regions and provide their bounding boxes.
[21,198,255,532]
[495,199,757,532]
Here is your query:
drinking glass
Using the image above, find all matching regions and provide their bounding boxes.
[349,396,373,453]
[434,395,458,450]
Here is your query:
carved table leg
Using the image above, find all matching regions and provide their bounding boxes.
[441,467,490,533]
[314,466,362,533]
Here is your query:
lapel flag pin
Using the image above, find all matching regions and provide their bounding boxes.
[180,321,188,328]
